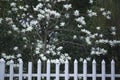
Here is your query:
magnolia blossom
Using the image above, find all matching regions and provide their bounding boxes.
[79,58,83,62]
[12,25,19,31]
[63,4,72,10]
[102,12,107,16]
[60,22,65,26]
[57,46,63,51]
[74,10,80,16]
[100,8,105,11]
[102,10,111,19]
[96,39,120,46]
[81,29,91,35]
[99,34,103,38]
[85,37,92,45]
[111,26,116,31]
[75,17,86,25]
[17,54,22,58]
[91,47,107,55]
[106,15,111,19]
[26,26,33,31]
[89,0,94,4]
[86,57,91,61]
[30,20,38,26]
[10,2,16,7]
[110,27,116,35]
[19,6,24,9]
[77,24,82,28]
[34,3,43,11]
[87,10,97,17]
[111,32,116,35]
[13,46,18,50]
[37,14,45,20]
[73,35,77,39]
[96,26,101,30]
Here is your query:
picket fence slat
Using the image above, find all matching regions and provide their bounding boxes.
[18,59,23,80]
[56,59,60,80]
[47,60,50,80]
[101,60,105,80]
[28,62,32,80]
[74,59,78,80]
[37,59,41,80]
[10,60,14,80]
[0,58,120,80]
[0,58,5,80]
[92,60,96,80]
[65,60,69,80]
[83,59,87,80]
[111,60,115,80]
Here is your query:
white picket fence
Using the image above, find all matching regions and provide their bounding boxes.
[0,58,120,80]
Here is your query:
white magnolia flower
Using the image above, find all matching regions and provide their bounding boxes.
[89,0,93,4]
[60,22,65,26]
[57,46,63,50]
[37,14,45,20]
[74,10,80,16]
[13,46,18,50]
[86,57,91,61]
[111,32,116,35]
[100,8,105,11]
[73,35,77,39]
[6,61,10,65]
[77,24,82,28]
[10,2,16,7]
[81,29,91,35]
[30,20,38,26]
[42,56,47,61]
[75,17,86,25]
[102,12,107,16]
[106,15,111,19]
[63,4,72,10]
[79,58,83,62]
[17,54,22,58]
[85,37,91,45]
[46,50,50,54]
[87,10,97,17]
[1,53,6,57]
[26,26,33,31]
[51,59,56,63]
[12,25,19,31]
[111,26,116,31]
[96,26,101,30]
[19,6,24,9]
[34,3,43,11]
[99,34,103,38]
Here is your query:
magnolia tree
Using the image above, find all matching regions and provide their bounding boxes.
[0,0,120,66]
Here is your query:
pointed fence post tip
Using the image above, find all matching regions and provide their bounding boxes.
[47,59,50,63]
[102,60,105,64]
[38,59,41,63]
[74,59,78,63]
[0,58,5,62]
[83,59,87,63]
[56,59,59,63]
[18,58,23,63]
[92,59,96,63]
[10,59,14,63]
[65,59,69,63]
[111,59,115,63]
